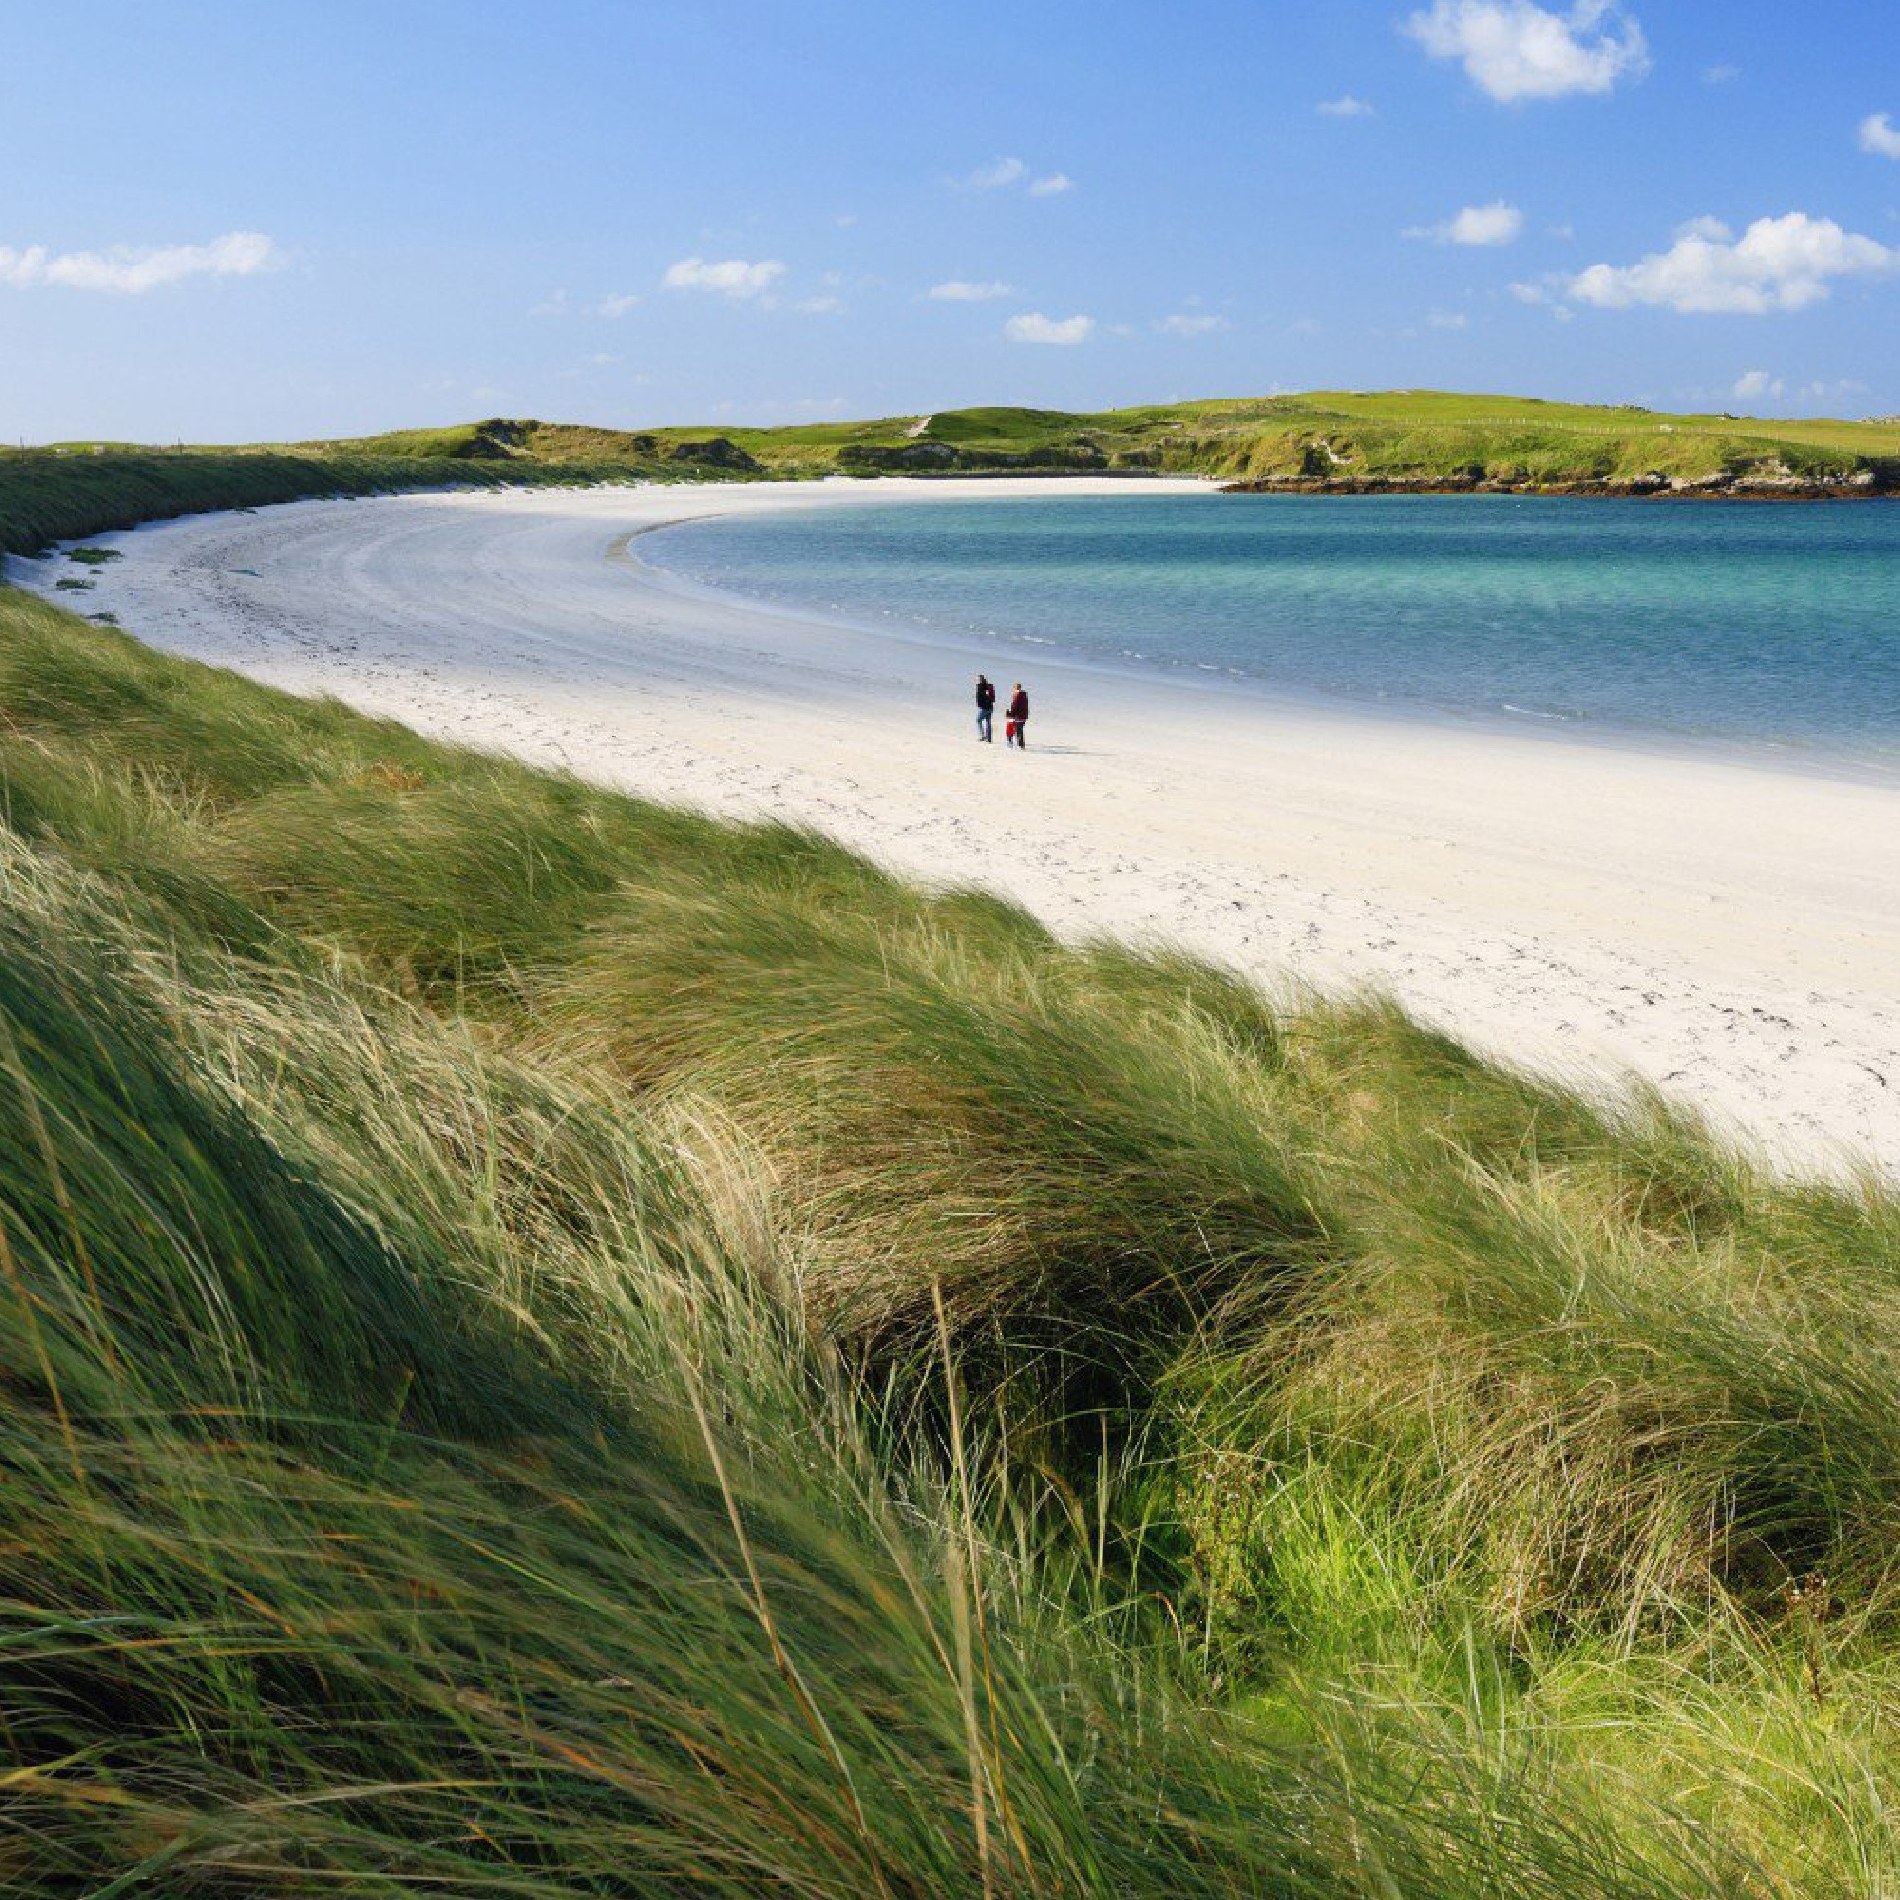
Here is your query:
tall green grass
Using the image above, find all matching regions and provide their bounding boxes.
[0,580,1896,1892]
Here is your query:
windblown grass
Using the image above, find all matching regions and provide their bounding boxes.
[0,579,1896,1892]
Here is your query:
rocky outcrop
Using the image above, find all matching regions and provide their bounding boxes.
[837,439,1110,475]
[1223,464,1897,500]
[837,440,960,472]
[664,437,761,472]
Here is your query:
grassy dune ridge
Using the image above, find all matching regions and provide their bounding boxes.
[16,389,1900,519]
[1,560,1899,1887]
[293,391,1900,488]
[546,389,1900,489]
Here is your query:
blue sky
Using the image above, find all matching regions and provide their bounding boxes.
[4,0,1899,440]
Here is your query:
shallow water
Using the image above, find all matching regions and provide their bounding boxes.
[644,492,1900,770]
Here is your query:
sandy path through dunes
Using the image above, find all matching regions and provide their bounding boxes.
[17,476,1900,1173]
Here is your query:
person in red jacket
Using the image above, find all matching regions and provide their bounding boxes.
[1005,682,1030,749]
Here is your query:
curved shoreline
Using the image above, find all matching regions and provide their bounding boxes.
[628,492,1900,793]
[13,475,1900,1172]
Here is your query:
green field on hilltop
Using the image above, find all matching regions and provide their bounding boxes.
[6,524,1900,1887]
[15,391,1898,515]
[601,388,1900,485]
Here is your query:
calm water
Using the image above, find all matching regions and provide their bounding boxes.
[643,493,1900,771]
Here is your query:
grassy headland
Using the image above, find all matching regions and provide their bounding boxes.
[289,391,1900,491]
[14,390,1899,540]
[733,389,1900,491]
[2,529,1900,1889]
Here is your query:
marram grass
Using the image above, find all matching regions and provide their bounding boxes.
[0,581,1896,1893]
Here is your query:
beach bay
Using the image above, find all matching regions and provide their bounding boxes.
[22,474,1900,1170]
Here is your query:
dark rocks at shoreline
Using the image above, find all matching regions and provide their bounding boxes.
[1219,468,1894,501]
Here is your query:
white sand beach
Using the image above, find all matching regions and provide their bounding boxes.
[18,476,1900,1173]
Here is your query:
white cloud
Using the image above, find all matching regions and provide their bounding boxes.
[793,294,846,314]
[928,279,1014,301]
[1860,113,1900,160]
[1403,1,1648,102]
[1408,200,1526,245]
[1428,310,1471,329]
[1703,63,1740,84]
[530,288,570,317]
[1732,369,1784,401]
[966,156,1028,189]
[959,158,1071,196]
[1318,94,1376,116]
[1508,279,1549,302]
[660,256,785,300]
[1156,312,1229,335]
[0,229,280,294]
[1567,211,1898,314]
[1004,311,1094,345]
[590,292,642,317]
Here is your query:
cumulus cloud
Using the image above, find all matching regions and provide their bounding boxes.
[1703,63,1740,84]
[0,230,280,294]
[1428,310,1471,329]
[661,256,785,299]
[1004,311,1094,345]
[1318,94,1375,116]
[966,156,1028,189]
[1860,113,1900,159]
[590,292,642,317]
[1567,212,1898,314]
[959,158,1073,195]
[1156,312,1228,335]
[1407,200,1525,245]
[1731,368,1784,401]
[1403,0,1648,102]
[792,294,846,315]
[928,279,1014,301]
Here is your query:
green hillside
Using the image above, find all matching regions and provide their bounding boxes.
[14,394,1900,520]
[4,529,1900,1885]
[305,391,1900,491]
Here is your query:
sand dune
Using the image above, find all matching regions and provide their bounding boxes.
[18,475,1900,1171]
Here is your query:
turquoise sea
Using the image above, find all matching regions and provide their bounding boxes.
[643,493,1900,775]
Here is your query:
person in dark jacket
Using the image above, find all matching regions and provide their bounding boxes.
[975,673,996,743]
[1005,682,1030,749]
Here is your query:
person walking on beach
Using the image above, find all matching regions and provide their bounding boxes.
[975,673,996,743]
[1006,682,1030,749]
